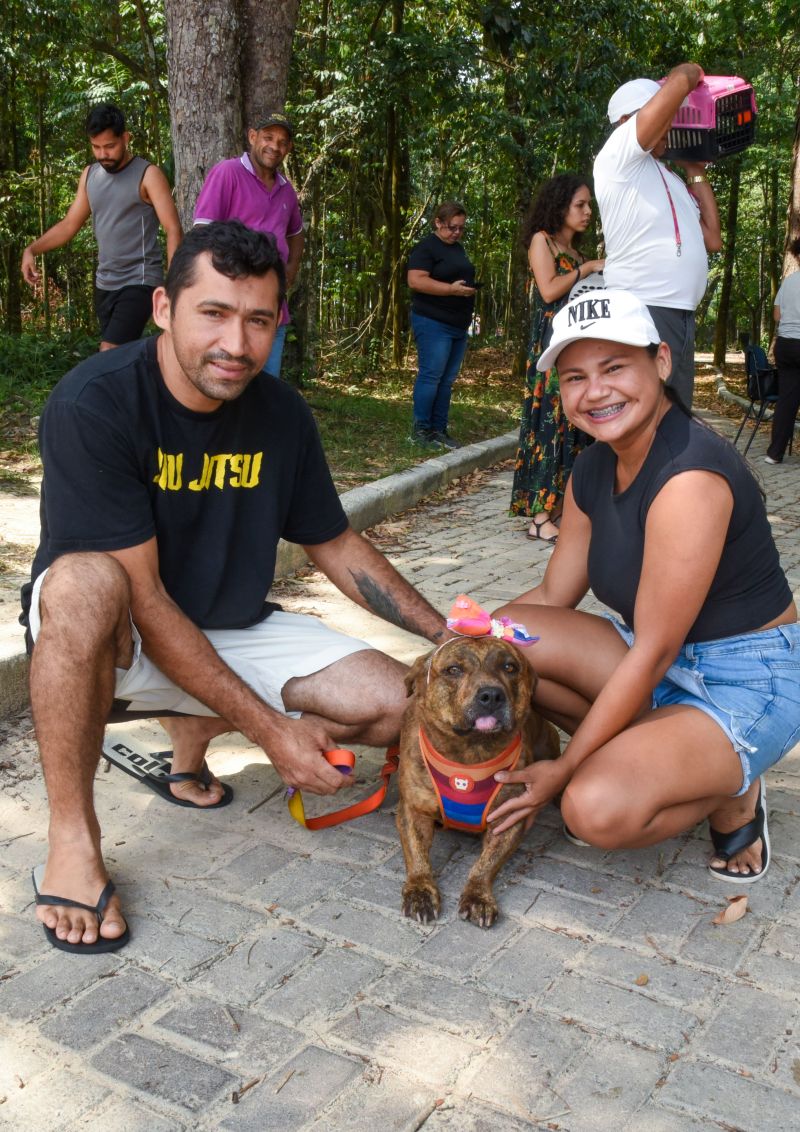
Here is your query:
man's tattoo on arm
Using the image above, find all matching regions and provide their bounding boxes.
[349,569,443,639]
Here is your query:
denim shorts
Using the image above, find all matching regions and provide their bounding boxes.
[604,614,800,795]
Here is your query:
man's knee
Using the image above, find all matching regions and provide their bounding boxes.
[38,553,130,638]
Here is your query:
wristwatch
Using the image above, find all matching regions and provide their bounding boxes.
[687,175,709,185]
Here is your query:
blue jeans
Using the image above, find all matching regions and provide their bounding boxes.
[263,323,288,378]
[411,312,469,431]
[605,614,800,795]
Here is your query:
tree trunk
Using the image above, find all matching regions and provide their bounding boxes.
[784,86,800,270]
[239,0,300,125]
[713,162,741,365]
[165,0,300,232]
[164,0,242,226]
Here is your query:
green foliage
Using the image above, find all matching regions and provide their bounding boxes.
[0,0,798,387]
[0,328,96,412]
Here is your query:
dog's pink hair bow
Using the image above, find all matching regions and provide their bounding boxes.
[446,594,539,647]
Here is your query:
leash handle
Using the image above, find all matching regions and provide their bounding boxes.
[286,747,399,830]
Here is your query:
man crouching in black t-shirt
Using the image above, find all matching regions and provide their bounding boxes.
[22,221,451,953]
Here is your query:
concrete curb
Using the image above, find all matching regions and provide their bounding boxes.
[0,430,519,716]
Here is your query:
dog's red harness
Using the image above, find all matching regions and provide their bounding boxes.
[418,727,522,833]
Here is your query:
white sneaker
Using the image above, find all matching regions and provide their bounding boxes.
[764,456,780,465]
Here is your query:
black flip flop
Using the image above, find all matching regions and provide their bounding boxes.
[102,736,233,809]
[708,776,770,884]
[32,864,130,954]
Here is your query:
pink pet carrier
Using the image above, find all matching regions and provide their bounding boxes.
[660,76,757,161]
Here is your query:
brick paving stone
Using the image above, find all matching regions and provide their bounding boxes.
[548,1036,666,1131]
[340,869,408,914]
[310,1068,437,1132]
[329,1004,475,1084]
[257,857,357,919]
[0,911,49,964]
[306,899,428,957]
[541,972,698,1051]
[521,889,626,937]
[192,924,320,1006]
[93,1033,236,1113]
[679,905,766,971]
[509,853,642,907]
[740,950,800,997]
[121,916,226,980]
[140,888,268,943]
[0,1066,109,1130]
[0,1031,47,1096]
[771,810,800,860]
[291,825,399,869]
[475,924,586,1002]
[40,968,169,1051]
[217,1044,362,1131]
[0,952,120,1021]
[655,1058,800,1130]
[421,1101,545,1131]
[761,921,800,960]
[259,946,384,1025]
[416,913,522,975]
[213,841,297,891]
[767,1026,800,1098]
[153,994,304,1070]
[458,1013,590,1119]
[75,1097,186,1132]
[580,942,722,1012]
[613,888,712,955]
[693,983,797,1072]
[371,968,513,1040]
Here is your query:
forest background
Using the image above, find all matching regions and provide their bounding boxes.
[1,0,799,455]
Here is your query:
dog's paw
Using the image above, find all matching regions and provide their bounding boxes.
[401,881,441,924]
[458,887,499,929]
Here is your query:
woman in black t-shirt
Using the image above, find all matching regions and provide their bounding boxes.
[485,289,800,887]
[407,201,476,450]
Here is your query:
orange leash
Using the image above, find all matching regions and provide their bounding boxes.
[286,746,399,830]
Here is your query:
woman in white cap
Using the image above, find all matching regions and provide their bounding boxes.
[488,289,800,884]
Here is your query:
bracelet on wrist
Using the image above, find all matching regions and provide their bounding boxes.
[687,175,709,186]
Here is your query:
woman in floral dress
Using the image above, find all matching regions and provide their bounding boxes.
[510,174,604,541]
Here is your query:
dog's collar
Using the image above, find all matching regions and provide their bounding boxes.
[418,727,522,833]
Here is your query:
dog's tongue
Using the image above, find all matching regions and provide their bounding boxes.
[474,715,498,732]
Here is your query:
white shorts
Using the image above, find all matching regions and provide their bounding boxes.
[29,568,374,718]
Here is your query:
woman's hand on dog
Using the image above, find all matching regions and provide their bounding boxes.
[488,759,571,834]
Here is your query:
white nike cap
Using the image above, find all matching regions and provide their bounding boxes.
[607,78,661,123]
[537,289,661,372]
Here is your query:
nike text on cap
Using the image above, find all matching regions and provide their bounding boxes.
[536,289,661,372]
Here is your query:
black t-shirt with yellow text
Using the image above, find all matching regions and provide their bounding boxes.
[26,337,348,630]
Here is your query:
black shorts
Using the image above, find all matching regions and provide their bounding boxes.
[94,285,156,345]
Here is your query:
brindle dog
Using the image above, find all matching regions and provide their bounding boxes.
[397,635,561,928]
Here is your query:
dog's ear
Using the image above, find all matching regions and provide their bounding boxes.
[404,651,432,697]
[525,665,539,706]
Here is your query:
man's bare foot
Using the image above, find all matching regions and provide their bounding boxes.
[34,844,128,949]
[159,715,231,806]
[708,778,766,878]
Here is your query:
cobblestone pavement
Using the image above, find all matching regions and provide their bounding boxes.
[2,411,800,1130]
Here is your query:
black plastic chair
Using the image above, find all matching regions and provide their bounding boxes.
[733,345,780,455]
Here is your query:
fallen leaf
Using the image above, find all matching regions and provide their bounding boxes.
[712,894,748,925]
[634,974,649,986]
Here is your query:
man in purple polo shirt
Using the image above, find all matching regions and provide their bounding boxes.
[194,110,304,377]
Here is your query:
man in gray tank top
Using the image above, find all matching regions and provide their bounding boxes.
[22,104,183,350]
